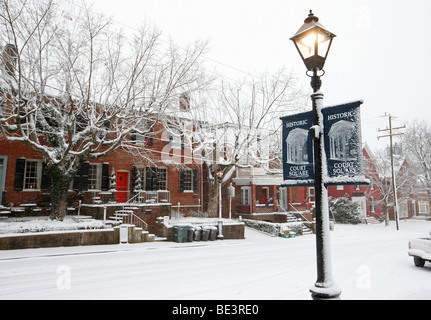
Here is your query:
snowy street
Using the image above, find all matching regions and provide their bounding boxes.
[1,220,431,300]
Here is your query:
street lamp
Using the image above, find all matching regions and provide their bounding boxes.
[290,10,335,74]
[290,10,341,300]
[216,168,224,240]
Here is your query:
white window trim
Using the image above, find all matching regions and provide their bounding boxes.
[241,186,251,206]
[23,159,42,191]
[88,163,102,191]
[166,126,183,149]
[418,201,429,214]
[399,201,408,218]
[411,200,416,216]
[158,167,168,191]
[309,187,315,203]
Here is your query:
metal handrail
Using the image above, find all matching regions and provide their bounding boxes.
[129,212,148,230]
[126,190,170,204]
[119,209,148,230]
[276,201,309,222]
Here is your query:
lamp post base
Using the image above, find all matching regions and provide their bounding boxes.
[310,285,341,300]
[217,220,224,240]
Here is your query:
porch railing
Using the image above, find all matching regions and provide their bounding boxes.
[87,190,170,205]
[127,190,170,204]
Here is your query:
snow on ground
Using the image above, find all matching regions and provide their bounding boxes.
[0,219,430,300]
[0,216,106,234]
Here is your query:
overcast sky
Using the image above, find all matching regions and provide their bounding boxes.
[89,0,431,152]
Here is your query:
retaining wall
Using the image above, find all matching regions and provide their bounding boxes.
[0,225,155,250]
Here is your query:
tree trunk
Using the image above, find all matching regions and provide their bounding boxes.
[383,198,390,227]
[49,165,73,221]
[205,179,219,218]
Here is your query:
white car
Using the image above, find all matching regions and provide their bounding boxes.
[408,233,431,267]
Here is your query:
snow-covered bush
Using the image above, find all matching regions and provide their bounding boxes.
[329,194,362,224]
[243,219,280,235]
[242,219,304,236]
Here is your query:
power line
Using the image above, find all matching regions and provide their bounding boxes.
[377,114,406,140]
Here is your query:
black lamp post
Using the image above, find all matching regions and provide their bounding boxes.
[290,10,341,300]
[216,168,224,240]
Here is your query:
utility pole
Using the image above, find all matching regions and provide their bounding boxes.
[378,114,406,230]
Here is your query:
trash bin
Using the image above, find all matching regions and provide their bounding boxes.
[187,226,194,242]
[193,226,201,241]
[173,225,188,243]
[200,226,210,241]
[120,224,129,244]
[209,226,217,241]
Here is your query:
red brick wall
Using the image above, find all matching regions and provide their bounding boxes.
[0,122,204,212]
[1,140,46,206]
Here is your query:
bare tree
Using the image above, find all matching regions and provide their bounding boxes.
[366,148,412,226]
[197,69,308,215]
[0,0,210,220]
[401,120,431,202]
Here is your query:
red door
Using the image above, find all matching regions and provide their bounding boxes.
[116,171,129,203]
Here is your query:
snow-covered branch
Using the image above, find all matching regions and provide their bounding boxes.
[0,0,211,219]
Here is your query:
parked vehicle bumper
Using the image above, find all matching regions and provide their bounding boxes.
[408,249,431,261]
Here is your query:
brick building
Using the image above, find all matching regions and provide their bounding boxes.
[326,144,383,220]
[224,144,384,223]
[0,108,206,230]
[386,158,431,220]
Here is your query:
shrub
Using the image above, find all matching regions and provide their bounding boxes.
[329,194,362,224]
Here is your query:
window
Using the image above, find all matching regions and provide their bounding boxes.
[133,166,168,192]
[74,114,88,133]
[179,168,198,193]
[183,169,193,191]
[166,126,183,149]
[309,187,315,203]
[158,168,167,190]
[88,164,102,190]
[418,201,430,214]
[0,100,6,118]
[24,160,42,190]
[132,121,154,146]
[241,187,251,206]
[399,201,408,218]
[370,197,376,213]
[411,200,416,217]
[73,162,109,192]
[15,159,50,191]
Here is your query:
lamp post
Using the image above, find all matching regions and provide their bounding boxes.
[290,10,341,300]
[216,168,224,240]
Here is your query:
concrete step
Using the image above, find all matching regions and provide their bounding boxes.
[365,216,382,224]
[115,210,134,214]
[109,216,124,221]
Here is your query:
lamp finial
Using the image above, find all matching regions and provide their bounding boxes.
[305,10,319,23]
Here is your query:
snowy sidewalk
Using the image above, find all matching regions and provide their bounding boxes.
[1,221,431,300]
